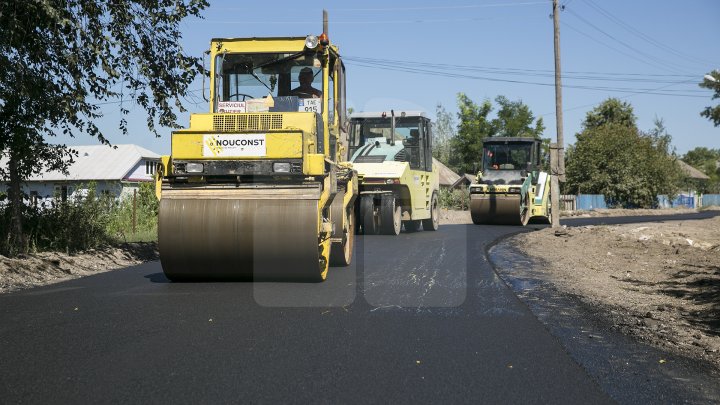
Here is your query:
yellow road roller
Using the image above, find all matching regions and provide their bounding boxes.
[469,137,551,226]
[155,12,357,281]
[348,111,440,235]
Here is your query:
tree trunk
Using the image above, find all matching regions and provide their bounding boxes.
[7,151,27,255]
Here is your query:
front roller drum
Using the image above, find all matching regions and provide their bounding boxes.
[470,194,527,226]
[159,197,328,281]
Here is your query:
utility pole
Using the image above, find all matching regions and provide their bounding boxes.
[551,0,565,228]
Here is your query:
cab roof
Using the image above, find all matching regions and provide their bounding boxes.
[350,111,427,119]
[483,137,540,144]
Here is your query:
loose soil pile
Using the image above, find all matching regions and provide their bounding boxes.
[509,211,720,369]
[0,243,158,294]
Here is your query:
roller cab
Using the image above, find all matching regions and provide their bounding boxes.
[157,15,357,281]
[469,137,551,226]
[348,111,440,235]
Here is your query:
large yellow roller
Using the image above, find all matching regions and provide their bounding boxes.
[155,12,357,281]
[469,137,551,226]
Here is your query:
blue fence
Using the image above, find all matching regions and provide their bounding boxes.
[702,194,720,207]
[657,194,695,208]
[576,194,608,210]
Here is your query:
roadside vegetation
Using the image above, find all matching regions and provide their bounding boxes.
[0,182,158,256]
[0,1,207,256]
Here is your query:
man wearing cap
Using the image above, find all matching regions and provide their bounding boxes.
[290,67,322,98]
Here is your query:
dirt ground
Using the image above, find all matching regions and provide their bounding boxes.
[0,243,158,294]
[509,209,720,370]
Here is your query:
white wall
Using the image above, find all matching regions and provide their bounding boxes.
[124,159,159,182]
[2,180,148,208]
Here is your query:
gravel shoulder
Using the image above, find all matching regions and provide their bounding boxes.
[507,209,720,371]
[0,243,158,294]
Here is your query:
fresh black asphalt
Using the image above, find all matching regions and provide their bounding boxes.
[8,212,716,404]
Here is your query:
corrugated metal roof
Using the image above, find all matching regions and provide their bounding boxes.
[1,144,160,182]
[433,158,461,186]
[678,160,710,180]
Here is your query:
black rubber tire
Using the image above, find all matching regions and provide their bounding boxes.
[422,193,440,231]
[330,207,354,266]
[403,220,421,232]
[360,195,378,235]
[380,195,401,235]
[520,192,531,226]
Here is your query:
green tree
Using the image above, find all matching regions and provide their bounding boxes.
[699,71,720,127]
[582,98,637,130]
[432,103,455,164]
[565,103,683,208]
[450,93,494,174]
[492,95,545,138]
[0,1,207,255]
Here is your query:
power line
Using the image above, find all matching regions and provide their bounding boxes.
[344,58,704,97]
[584,0,718,67]
[541,79,699,117]
[565,8,693,74]
[345,55,704,85]
[335,2,547,11]
[212,2,547,12]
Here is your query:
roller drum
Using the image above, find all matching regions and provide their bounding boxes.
[470,194,523,226]
[159,189,326,281]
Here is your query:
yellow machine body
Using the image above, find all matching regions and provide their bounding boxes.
[156,30,357,281]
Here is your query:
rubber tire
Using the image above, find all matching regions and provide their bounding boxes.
[361,195,378,235]
[520,192,531,226]
[422,193,440,231]
[380,195,401,235]
[403,220,421,232]
[330,207,354,266]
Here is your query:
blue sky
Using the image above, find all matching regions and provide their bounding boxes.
[56,0,720,156]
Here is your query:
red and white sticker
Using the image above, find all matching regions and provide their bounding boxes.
[217,101,246,113]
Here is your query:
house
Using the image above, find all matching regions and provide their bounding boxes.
[656,160,711,208]
[1,144,160,206]
[451,173,476,190]
[433,158,461,189]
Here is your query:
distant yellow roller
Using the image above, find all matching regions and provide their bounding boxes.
[469,137,551,226]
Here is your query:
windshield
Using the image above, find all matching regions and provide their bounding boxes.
[214,52,323,113]
[483,142,533,171]
[349,117,421,156]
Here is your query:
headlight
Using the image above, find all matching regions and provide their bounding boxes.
[273,162,291,173]
[305,35,319,49]
[185,163,204,173]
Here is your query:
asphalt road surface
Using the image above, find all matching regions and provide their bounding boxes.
[3,217,671,404]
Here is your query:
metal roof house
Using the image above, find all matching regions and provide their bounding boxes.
[433,158,461,189]
[1,144,160,206]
